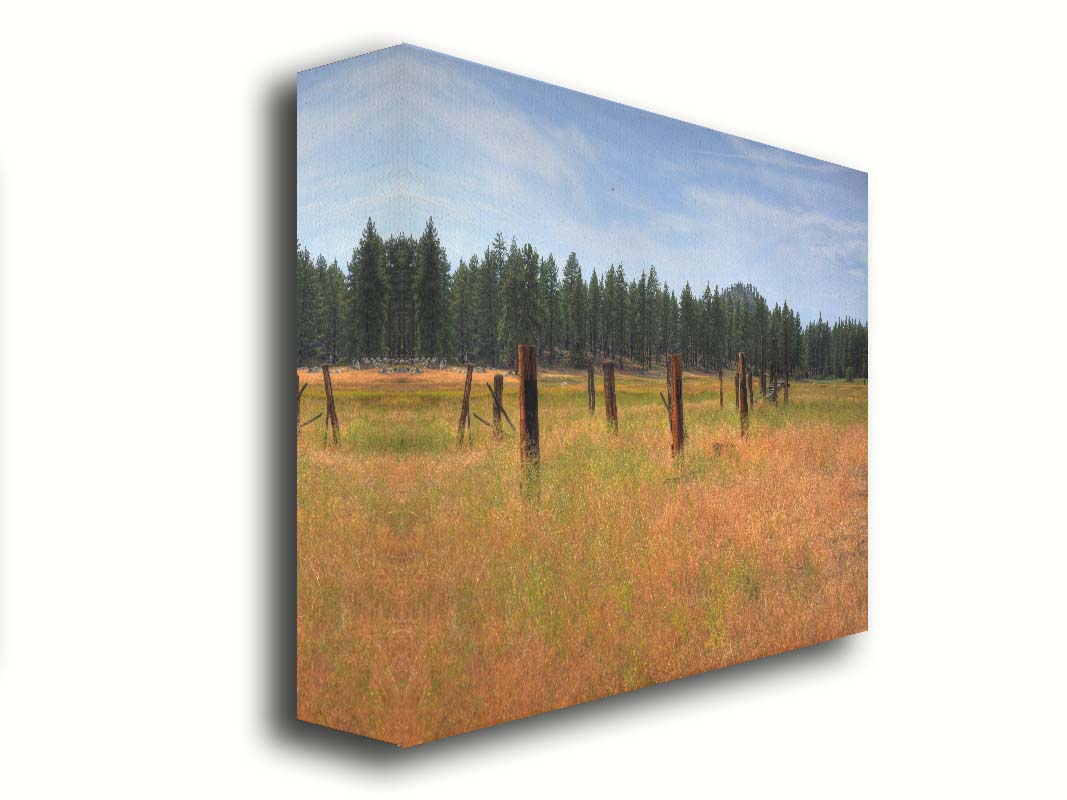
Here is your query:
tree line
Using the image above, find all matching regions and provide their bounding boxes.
[297,217,868,380]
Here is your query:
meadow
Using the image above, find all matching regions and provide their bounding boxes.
[296,363,867,746]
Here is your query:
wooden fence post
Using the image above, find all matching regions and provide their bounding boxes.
[738,352,749,437]
[669,353,684,455]
[719,369,723,409]
[493,373,504,436]
[297,377,310,434]
[664,357,674,435]
[487,381,515,431]
[587,362,595,414]
[322,364,339,444]
[602,361,618,433]
[518,344,540,469]
[457,364,474,446]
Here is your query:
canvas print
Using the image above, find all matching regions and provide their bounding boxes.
[296,44,868,747]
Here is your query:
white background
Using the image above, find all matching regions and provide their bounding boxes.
[2,2,1065,797]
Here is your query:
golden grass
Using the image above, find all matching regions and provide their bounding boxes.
[297,364,867,746]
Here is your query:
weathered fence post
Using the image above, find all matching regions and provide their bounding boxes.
[669,353,684,455]
[487,380,515,431]
[738,352,749,437]
[664,357,674,435]
[297,377,310,434]
[719,368,724,409]
[602,361,618,433]
[587,362,595,414]
[492,373,504,436]
[518,344,540,469]
[457,363,474,446]
[322,363,340,444]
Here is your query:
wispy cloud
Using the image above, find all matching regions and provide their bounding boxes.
[297,45,867,322]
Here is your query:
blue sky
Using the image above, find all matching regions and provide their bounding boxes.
[298,44,867,324]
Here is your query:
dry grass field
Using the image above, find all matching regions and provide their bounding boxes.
[296,363,867,746]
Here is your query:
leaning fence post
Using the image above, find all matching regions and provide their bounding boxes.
[664,357,674,435]
[719,368,723,409]
[487,381,515,431]
[322,363,340,444]
[457,364,474,446]
[492,373,504,436]
[517,345,540,492]
[602,361,618,433]
[738,352,749,437]
[669,353,684,455]
[587,362,595,414]
[297,377,310,434]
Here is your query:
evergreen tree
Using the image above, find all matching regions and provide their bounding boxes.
[587,269,601,360]
[602,265,617,360]
[520,244,544,347]
[498,240,543,365]
[670,290,680,356]
[659,281,672,362]
[321,257,345,364]
[560,252,586,364]
[475,233,506,364]
[347,218,386,358]
[635,272,648,366]
[753,295,769,376]
[497,242,522,365]
[709,285,725,368]
[698,284,713,370]
[414,217,450,357]
[679,282,696,367]
[452,257,475,362]
[383,234,417,358]
[646,266,660,367]
[539,253,560,364]
[295,241,323,366]
[300,223,865,379]
[612,265,628,365]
